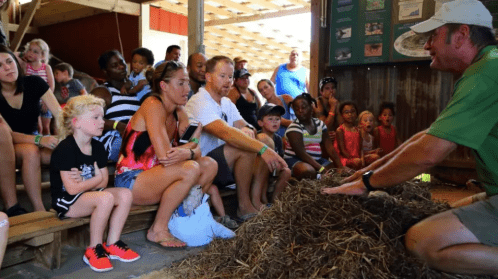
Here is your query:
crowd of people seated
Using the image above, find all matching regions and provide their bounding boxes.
[0,38,401,272]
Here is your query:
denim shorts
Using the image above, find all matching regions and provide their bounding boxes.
[39,101,53,118]
[114,169,144,190]
[284,156,331,173]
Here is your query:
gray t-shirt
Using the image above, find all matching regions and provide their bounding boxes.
[56,79,84,104]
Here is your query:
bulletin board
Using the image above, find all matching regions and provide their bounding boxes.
[329,0,498,66]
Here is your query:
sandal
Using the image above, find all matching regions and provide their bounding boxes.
[215,215,239,229]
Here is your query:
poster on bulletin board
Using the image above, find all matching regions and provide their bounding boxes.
[330,0,392,65]
[329,0,498,66]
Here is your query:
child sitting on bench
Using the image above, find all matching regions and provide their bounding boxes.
[50,95,140,272]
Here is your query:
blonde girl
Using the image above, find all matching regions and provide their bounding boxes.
[19,39,56,135]
[357,110,381,167]
[51,95,139,272]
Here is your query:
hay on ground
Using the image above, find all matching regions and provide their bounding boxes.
[143,173,496,279]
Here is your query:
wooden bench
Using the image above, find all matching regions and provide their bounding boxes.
[5,163,242,269]
[5,211,89,269]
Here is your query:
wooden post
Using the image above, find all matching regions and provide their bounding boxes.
[188,0,204,55]
[10,0,40,51]
[310,0,320,98]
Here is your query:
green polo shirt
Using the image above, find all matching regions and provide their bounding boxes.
[428,46,498,196]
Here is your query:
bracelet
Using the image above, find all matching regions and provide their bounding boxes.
[113,121,119,130]
[258,145,268,156]
[318,166,325,174]
[189,149,195,160]
[34,135,42,146]
[190,137,199,144]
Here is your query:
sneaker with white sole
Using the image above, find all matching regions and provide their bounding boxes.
[103,240,140,262]
[83,244,113,272]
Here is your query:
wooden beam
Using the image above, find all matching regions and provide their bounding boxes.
[10,0,40,51]
[60,0,140,16]
[205,6,310,26]
[34,6,107,27]
[204,33,282,62]
[6,23,39,34]
[205,27,286,58]
[248,0,282,11]
[209,0,255,14]
[215,25,293,52]
[153,1,187,15]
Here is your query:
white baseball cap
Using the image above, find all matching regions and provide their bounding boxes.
[411,0,493,33]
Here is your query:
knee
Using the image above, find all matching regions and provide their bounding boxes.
[198,156,218,175]
[180,160,201,180]
[292,163,316,180]
[405,223,429,260]
[16,144,41,162]
[96,191,115,208]
[0,123,12,145]
[257,133,275,150]
[281,167,292,179]
[115,188,133,205]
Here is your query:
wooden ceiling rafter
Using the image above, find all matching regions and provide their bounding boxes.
[12,0,310,73]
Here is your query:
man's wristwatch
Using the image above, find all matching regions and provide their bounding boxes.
[362,170,376,192]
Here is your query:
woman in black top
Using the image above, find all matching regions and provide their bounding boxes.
[227,69,261,130]
[0,45,61,216]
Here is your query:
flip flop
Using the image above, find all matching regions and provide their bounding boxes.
[156,237,186,248]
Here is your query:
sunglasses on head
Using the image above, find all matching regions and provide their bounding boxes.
[159,61,181,81]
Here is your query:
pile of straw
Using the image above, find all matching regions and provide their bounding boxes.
[149,174,495,279]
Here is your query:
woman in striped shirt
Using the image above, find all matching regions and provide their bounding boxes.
[92,50,140,161]
[284,93,343,180]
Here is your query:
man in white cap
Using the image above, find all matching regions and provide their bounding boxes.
[322,0,498,274]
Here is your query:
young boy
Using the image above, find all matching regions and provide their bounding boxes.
[256,103,292,205]
[53,63,88,106]
[126,47,154,103]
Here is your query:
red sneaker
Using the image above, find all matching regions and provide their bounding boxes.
[103,240,141,262]
[83,244,113,272]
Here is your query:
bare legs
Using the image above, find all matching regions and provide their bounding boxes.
[223,145,259,217]
[250,133,290,209]
[65,188,133,247]
[0,121,17,210]
[405,209,498,275]
[131,161,200,246]
[195,157,227,217]
[14,144,51,212]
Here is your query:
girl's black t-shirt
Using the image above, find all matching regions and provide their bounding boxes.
[50,135,108,211]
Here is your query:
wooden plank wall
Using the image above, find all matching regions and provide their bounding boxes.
[326,62,455,142]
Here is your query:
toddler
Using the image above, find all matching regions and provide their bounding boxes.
[358,110,381,167]
[18,39,55,135]
[53,62,87,107]
[50,95,139,272]
[374,102,401,156]
[124,47,154,102]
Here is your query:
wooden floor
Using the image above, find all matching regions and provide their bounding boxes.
[430,183,483,204]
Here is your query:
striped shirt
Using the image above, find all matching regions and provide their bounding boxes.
[26,63,48,82]
[96,83,140,156]
[284,118,327,160]
[103,82,140,123]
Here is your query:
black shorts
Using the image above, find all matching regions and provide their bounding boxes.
[207,144,235,189]
[52,188,105,219]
